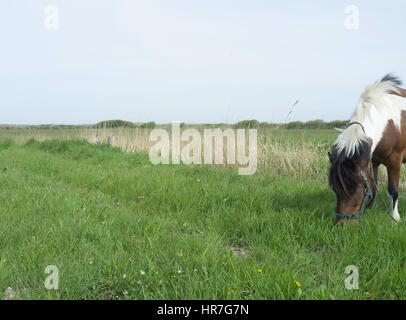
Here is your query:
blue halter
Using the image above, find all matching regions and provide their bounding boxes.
[334,170,374,220]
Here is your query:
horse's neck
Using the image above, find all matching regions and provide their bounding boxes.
[363,118,387,154]
[362,94,406,154]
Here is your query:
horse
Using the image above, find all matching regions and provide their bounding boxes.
[328,74,406,224]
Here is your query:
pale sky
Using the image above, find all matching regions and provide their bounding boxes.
[1,0,406,125]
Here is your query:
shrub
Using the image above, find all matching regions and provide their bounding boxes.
[280,120,348,130]
[139,121,156,129]
[304,119,325,129]
[234,120,260,129]
[328,120,348,129]
[94,120,137,129]
[284,121,305,129]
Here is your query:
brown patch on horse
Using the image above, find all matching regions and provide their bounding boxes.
[389,87,406,99]
[373,113,406,166]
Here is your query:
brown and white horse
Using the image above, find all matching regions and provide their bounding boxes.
[329,74,406,223]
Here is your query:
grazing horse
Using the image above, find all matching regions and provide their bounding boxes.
[329,74,406,223]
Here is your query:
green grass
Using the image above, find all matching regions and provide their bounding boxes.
[0,137,406,299]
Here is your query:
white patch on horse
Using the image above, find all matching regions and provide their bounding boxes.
[334,79,406,157]
[393,201,401,221]
[387,190,401,221]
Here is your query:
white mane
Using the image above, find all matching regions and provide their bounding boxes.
[334,75,406,157]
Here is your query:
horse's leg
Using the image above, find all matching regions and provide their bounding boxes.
[387,156,402,221]
[373,161,379,182]
[368,161,380,208]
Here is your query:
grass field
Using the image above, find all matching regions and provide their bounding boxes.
[1,129,406,299]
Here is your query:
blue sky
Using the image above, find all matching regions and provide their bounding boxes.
[1,0,406,124]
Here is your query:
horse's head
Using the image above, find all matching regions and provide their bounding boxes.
[328,139,375,224]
